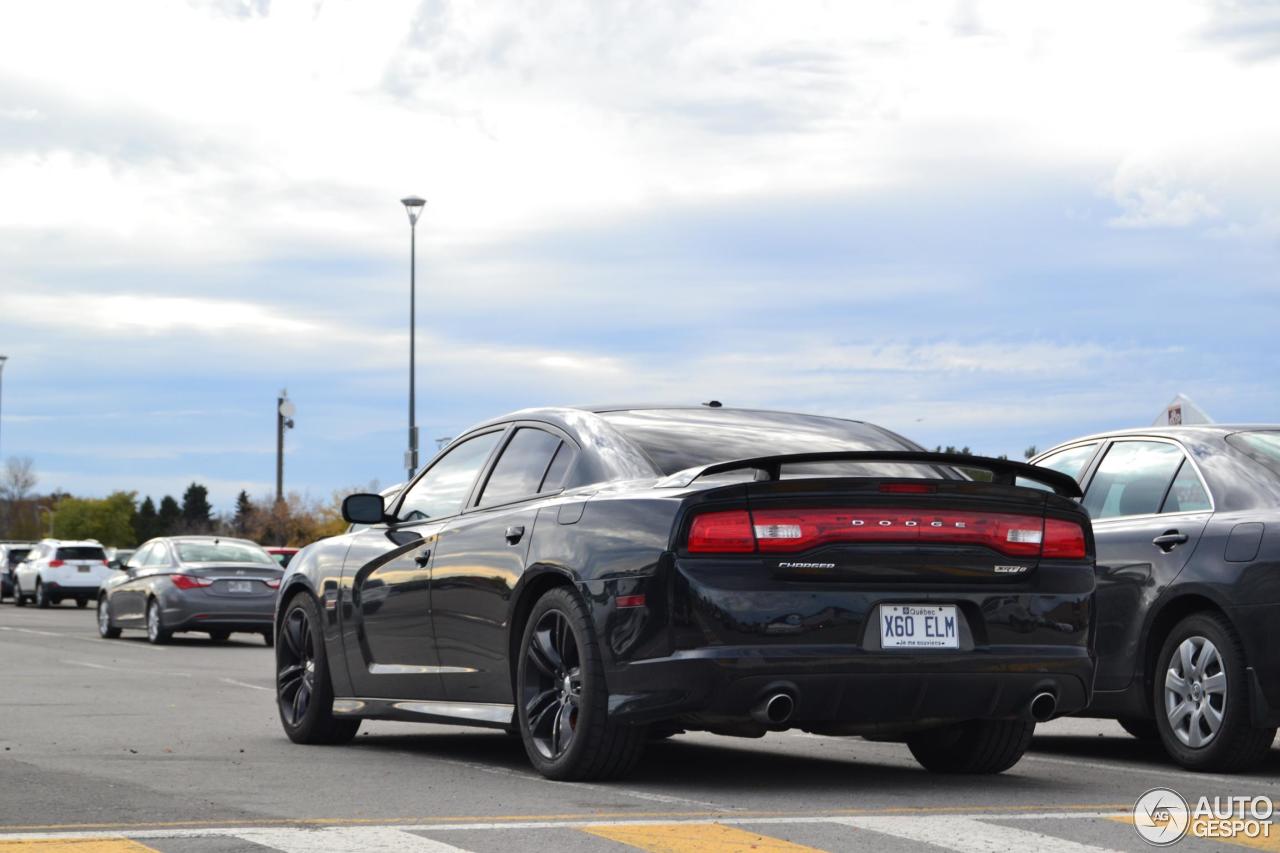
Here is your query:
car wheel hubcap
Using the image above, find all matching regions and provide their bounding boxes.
[148,605,159,640]
[1165,635,1226,749]
[277,608,315,726]
[99,601,109,633]
[522,609,582,760]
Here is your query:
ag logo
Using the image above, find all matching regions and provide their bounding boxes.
[1133,787,1190,846]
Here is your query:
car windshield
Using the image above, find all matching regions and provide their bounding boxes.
[600,409,950,479]
[175,541,275,565]
[56,546,105,560]
[7,549,30,567]
[1226,431,1280,481]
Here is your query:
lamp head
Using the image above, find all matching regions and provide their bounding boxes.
[401,195,426,226]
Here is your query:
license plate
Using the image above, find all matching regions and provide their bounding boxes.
[77,565,91,573]
[227,581,254,593]
[880,604,959,649]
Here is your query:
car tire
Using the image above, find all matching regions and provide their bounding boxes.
[14,580,26,607]
[76,598,88,609]
[35,581,50,609]
[1153,612,1276,772]
[262,631,274,648]
[906,719,1035,774]
[516,586,647,780]
[97,597,121,639]
[1118,717,1160,741]
[276,593,360,745]
[208,630,230,642]
[146,599,172,645]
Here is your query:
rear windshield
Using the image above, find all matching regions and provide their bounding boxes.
[6,549,31,567]
[600,409,945,478]
[175,541,275,565]
[1226,431,1280,481]
[56,547,105,560]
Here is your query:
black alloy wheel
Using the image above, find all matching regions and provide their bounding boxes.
[516,587,646,780]
[523,608,584,761]
[276,593,359,744]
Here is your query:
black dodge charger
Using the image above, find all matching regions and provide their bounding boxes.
[275,406,1095,779]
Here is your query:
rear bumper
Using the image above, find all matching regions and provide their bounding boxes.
[43,582,101,599]
[159,592,276,633]
[606,645,1094,726]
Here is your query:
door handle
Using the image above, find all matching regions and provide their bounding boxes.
[1152,531,1189,552]
[505,525,525,545]
[414,549,432,567]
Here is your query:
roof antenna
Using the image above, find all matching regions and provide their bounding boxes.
[702,400,723,408]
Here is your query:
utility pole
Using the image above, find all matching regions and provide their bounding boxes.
[276,390,295,504]
[0,355,8,465]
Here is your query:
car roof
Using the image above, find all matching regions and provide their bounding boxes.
[1047,424,1279,447]
[41,539,104,547]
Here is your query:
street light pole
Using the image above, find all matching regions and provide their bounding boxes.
[276,390,295,505]
[401,196,426,481]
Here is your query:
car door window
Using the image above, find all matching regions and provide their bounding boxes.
[1083,441,1183,520]
[477,428,566,508]
[1161,460,1212,513]
[397,431,502,522]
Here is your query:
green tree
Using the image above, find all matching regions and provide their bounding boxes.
[232,490,254,535]
[51,492,137,546]
[181,482,212,532]
[134,496,158,541]
[1024,445,1038,460]
[157,495,181,535]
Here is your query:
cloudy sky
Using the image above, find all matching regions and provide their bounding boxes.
[1,0,1278,510]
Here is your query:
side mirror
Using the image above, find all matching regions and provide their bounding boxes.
[342,493,387,525]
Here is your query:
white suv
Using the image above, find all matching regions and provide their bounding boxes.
[14,540,114,609]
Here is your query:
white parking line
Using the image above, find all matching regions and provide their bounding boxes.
[833,816,1126,853]
[235,827,470,852]
[219,676,272,692]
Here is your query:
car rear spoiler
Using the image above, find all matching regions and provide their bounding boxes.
[656,451,1082,498]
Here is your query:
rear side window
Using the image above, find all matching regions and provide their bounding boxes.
[1083,441,1183,520]
[1162,461,1212,513]
[56,546,105,561]
[1037,443,1100,482]
[478,428,566,507]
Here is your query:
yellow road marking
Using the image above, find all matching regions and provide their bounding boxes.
[1111,815,1280,851]
[582,822,823,852]
[0,802,1130,833]
[0,840,161,852]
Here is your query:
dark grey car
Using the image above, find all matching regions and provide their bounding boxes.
[97,536,282,645]
[1033,426,1280,771]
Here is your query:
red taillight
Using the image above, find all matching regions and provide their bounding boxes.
[687,507,1088,559]
[171,574,213,590]
[751,508,1047,557]
[48,559,64,568]
[688,510,756,553]
[266,578,281,589]
[1042,518,1087,559]
[880,483,936,494]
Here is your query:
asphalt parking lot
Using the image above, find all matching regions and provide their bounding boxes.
[2,603,1277,853]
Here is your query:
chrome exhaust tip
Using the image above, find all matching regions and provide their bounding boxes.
[751,692,796,726]
[1029,691,1057,722]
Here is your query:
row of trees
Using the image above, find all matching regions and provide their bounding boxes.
[0,457,347,547]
